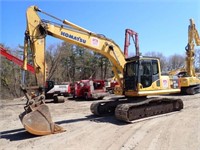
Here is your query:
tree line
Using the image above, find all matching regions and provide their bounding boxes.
[1,42,200,99]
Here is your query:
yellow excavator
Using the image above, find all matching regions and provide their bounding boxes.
[169,19,200,94]
[20,6,183,136]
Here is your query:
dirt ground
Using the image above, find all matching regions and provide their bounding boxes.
[0,93,200,150]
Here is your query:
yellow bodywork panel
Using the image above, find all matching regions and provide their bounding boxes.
[179,77,200,87]
[125,75,180,97]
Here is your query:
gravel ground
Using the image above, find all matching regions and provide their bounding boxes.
[0,93,200,150]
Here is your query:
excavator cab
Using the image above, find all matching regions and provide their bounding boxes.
[124,56,157,91]
[124,56,180,97]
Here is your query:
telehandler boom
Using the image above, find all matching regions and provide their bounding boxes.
[20,6,183,136]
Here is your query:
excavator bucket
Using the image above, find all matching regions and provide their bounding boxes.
[19,103,65,136]
[19,85,65,136]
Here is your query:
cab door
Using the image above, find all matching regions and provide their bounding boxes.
[124,60,139,91]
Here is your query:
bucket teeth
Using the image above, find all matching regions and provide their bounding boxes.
[53,124,65,133]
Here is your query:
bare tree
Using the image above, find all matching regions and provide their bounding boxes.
[145,51,168,72]
[167,54,185,71]
[46,43,67,83]
[0,45,23,99]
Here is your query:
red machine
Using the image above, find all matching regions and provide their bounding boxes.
[0,46,35,73]
[124,29,139,58]
[105,29,139,94]
[73,79,108,100]
[0,46,65,103]
[105,78,119,94]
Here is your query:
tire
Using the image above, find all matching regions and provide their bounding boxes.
[53,96,58,103]
[53,96,65,103]
[98,97,104,100]
[57,96,65,103]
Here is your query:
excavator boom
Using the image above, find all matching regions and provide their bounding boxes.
[23,6,126,89]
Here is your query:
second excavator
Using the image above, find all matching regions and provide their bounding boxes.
[169,19,200,95]
[20,6,183,136]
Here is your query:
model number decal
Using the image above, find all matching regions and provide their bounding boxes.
[61,31,86,44]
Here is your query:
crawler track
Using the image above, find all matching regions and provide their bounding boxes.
[90,96,129,116]
[90,97,184,122]
[182,84,200,95]
[115,98,183,122]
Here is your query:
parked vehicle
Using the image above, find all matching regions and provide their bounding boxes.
[45,81,72,100]
[73,79,108,100]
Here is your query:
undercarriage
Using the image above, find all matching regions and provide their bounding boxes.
[90,96,184,122]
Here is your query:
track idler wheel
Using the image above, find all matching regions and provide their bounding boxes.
[173,99,184,111]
